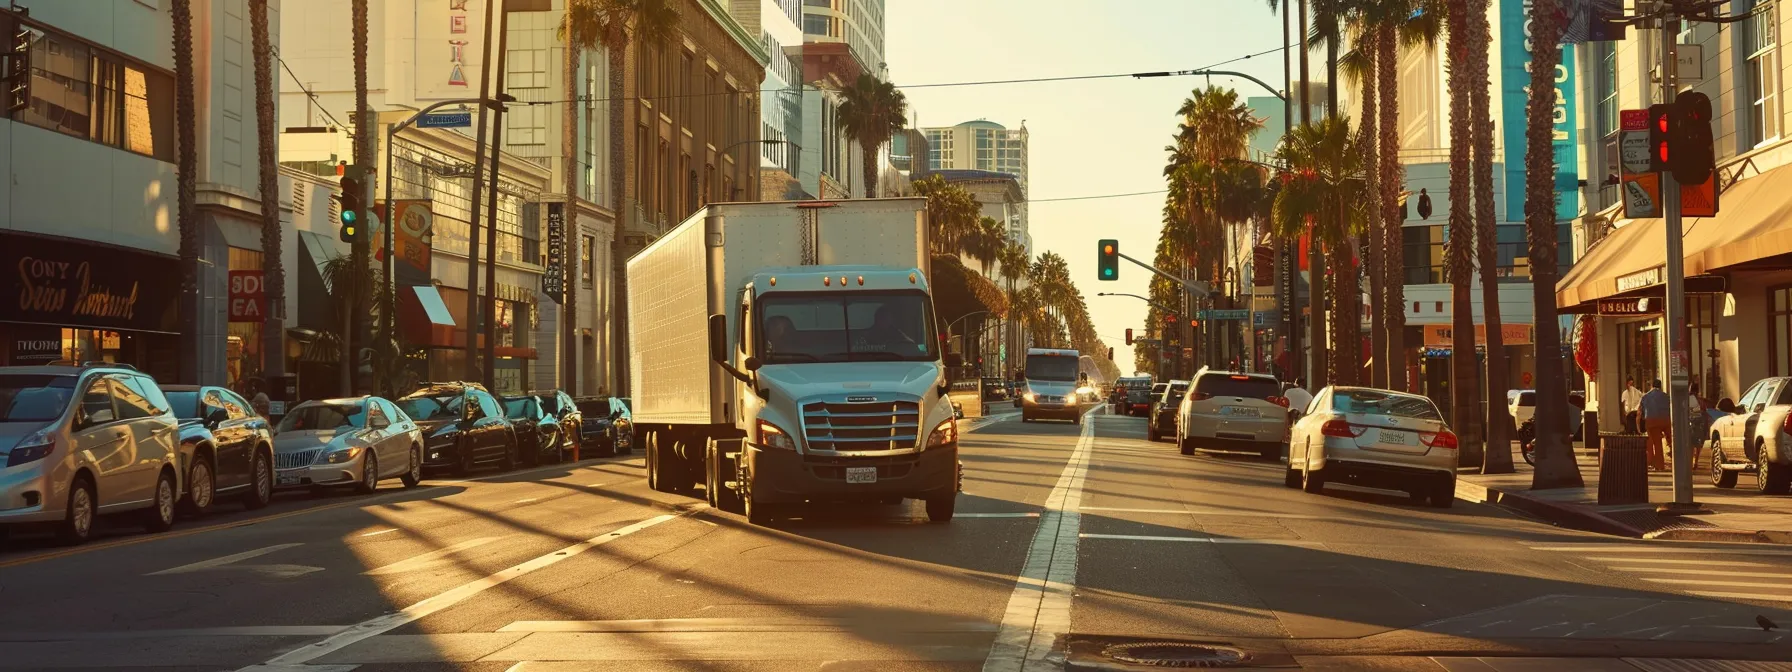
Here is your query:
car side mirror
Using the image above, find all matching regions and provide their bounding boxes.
[943,353,963,368]
[1755,403,1768,414]
[744,356,762,372]
[708,314,728,364]
[206,408,228,426]
[1718,398,1736,413]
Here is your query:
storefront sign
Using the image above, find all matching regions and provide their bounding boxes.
[228,270,266,322]
[1422,323,1535,348]
[1597,297,1657,315]
[543,202,565,304]
[10,325,63,363]
[1616,267,1663,292]
[1501,0,1578,223]
[1,233,178,333]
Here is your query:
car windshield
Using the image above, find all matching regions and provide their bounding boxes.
[0,374,77,422]
[397,395,464,422]
[1516,391,1536,407]
[278,403,366,432]
[575,400,608,416]
[1165,382,1189,404]
[536,395,561,414]
[1333,389,1443,420]
[1195,375,1281,400]
[1025,354,1080,382]
[504,397,539,420]
[163,391,204,419]
[758,291,938,364]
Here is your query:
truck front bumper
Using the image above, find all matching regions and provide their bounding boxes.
[747,444,959,504]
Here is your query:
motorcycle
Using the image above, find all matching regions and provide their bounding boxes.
[1517,419,1537,466]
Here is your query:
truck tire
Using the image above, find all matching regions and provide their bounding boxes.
[647,431,675,492]
[707,438,743,513]
[925,493,956,523]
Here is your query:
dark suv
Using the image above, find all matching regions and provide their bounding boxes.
[574,396,632,456]
[1147,380,1190,442]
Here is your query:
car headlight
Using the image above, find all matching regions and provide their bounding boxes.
[614,419,631,432]
[5,427,54,467]
[324,446,363,464]
[1023,391,1037,403]
[926,418,957,448]
[756,419,797,450]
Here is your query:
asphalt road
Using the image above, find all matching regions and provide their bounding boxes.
[2,405,1791,671]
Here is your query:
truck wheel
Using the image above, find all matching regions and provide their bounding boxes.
[925,493,956,523]
[709,439,743,514]
[744,490,778,526]
[647,432,672,492]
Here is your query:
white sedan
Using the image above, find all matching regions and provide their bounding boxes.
[1287,386,1458,508]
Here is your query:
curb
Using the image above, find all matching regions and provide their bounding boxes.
[1454,478,1647,538]
[1647,527,1792,544]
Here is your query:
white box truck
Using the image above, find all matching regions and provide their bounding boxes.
[626,199,962,524]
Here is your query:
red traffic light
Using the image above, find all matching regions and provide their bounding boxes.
[1125,328,1134,345]
[1190,319,1200,328]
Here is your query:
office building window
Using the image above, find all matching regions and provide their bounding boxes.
[1596,42,1619,208]
[4,19,173,162]
[1403,225,1445,284]
[1745,3,1780,147]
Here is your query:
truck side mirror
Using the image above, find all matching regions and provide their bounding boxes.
[943,353,963,368]
[707,314,728,364]
[744,356,762,372]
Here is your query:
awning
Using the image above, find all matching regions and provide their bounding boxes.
[1558,163,1792,309]
[399,285,457,345]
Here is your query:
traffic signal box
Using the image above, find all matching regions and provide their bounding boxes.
[1097,239,1119,281]
[339,167,366,243]
[1623,96,1718,219]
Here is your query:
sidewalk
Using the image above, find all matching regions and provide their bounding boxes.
[1456,445,1792,544]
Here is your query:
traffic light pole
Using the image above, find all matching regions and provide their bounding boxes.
[1115,251,1212,298]
[1659,13,1698,512]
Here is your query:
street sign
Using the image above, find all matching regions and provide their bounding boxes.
[1620,109,1649,131]
[1620,110,1661,219]
[1198,309,1251,321]
[418,111,473,128]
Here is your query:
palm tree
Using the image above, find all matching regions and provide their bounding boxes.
[1524,0,1581,489]
[1383,1,1443,392]
[1339,6,1383,387]
[1271,118,1370,384]
[346,0,374,394]
[973,216,1006,275]
[173,0,199,384]
[1468,0,1511,473]
[838,74,908,198]
[1442,0,1485,467]
[592,0,681,394]
[998,241,1030,375]
[913,174,979,256]
[557,0,605,394]
[251,0,284,388]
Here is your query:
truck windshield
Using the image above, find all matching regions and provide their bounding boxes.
[758,292,937,364]
[1025,355,1080,382]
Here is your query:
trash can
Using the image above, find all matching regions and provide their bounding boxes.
[1583,410,1599,449]
[1597,433,1649,505]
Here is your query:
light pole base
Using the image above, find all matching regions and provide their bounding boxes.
[1657,502,1712,516]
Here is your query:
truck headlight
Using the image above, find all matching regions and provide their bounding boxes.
[756,420,797,450]
[926,418,957,448]
[325,446,363,464]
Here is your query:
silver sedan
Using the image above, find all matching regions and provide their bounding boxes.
[272,396,424,494]
[1286,386,1458,508]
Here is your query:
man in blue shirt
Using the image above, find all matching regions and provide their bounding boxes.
[1639,379,1672,471]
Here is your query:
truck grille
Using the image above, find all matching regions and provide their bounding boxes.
[276,449,322,469]
[802,399,921,452]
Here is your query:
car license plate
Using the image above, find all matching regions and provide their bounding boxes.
[1379,429,1410,445]
[277,472,302,486]
[845,467,878,484]
[1221,406,1260,418]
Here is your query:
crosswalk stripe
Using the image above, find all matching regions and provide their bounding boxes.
[1644,578,1792,589]
[1685,590,1792,602]
[1591,558,1769,567]
[1612,567,1792,579]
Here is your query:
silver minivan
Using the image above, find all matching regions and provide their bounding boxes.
[0,365,183,543]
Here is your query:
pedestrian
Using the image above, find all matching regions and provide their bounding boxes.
[248,379,272,418]
[1689,381,1709,464]
[1622,377,1644,434]
[1639,379,1671,471]
[1284,378,1314,417]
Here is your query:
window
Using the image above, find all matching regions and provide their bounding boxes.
[1495,224,1531,281]
[5,20,174,161]
[1595,42,1619,208]
[475,391,504,420]
[804,15,830,34]
[1690,293,1721,398]
[581,235,595,288]
[76,379,117,428]
[108,375,159,420]
[1771,286,1792,376]
[1744,4,1780,147]
[1403,225,1445,284]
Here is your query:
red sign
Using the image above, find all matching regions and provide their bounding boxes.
[1620,108,1649,131]
[228,270,266,322]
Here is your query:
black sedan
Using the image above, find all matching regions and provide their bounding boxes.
[396,382,519,474]
[503,395,569,466]
[529,389,584,458]
[161,385,276,514]
[574,396,632,457]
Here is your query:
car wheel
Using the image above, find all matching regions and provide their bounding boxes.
[1430,478,1456,508]
[242,448,273,509]
[1712,448,1738,488]
[1301,462,1325,494]
[56,476,96,545]
[355,451,379,495]
[1760,449,1792,494]
[925,493,956,523]
[142,470,177,532]
[1283,466,1301,489]
[180,453,215,516]
[401,445,423,488]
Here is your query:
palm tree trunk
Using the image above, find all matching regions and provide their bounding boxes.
[173,0,199,384]
[1298,0,1311,126]
[1526,0,1582,489]
[1471,0,1512,474]
[1309,227,1327,387]
[1446,0,1484,466]
[1362,28,1386,389]
[1379,24,1405,392]
[863,139,879,198]
[563,36,580,393]
[350,0,373,394]
[610,40,630,395]
[251,0,284,386]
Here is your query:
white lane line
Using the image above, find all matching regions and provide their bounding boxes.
[1081,533,1201,542]
[1684,591,1792,602]
[515,498,540,504]
[1078,506,1320,519]
[244,513,683,669]
[359,528,399,538]
[363,536,506,576]
[1644,578,1792,589]
[957,513,1041,518]
[147,544,303,576]
[1593,558,1768,567]
[1529,546,1792,556]
[983,406,1097,672]
[1078,534,1323,546]
[1613,567,1792,578]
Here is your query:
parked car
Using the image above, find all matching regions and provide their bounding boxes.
[399,382,518,474]
[161,385,275,514]
[1287,386,1458,508]
[503,395,568,466]
[0,365,183,544]
[273,396,423,493]
[1708,377,1792,493]
[1177,370,1287,459]
[530,389,584,459]
[1508,389,1583,437]
[574,396,632,456]
[982,377,1010,402]
[1146,380,1189,442]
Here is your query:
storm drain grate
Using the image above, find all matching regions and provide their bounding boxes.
[1100,642,1252,668]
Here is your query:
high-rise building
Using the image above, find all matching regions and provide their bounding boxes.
[735,0,807,199]
[922,120,1030,249]
[802,0,885,74]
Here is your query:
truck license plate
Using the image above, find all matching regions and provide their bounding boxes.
[845,467,878,484]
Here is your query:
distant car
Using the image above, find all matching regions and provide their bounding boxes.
[1177,370,1287,459]
[0,365,183,544]
[574,396,633,456]
[1288,386,1457,507]
[503,395,569,466]
[161,385,275,514]
[273,396,423,493]
[981,378,1009,402]
[1147,380,1189,442]
[1508,389,1583,436]
[1708,377,1792,493]
[398,383,519,474]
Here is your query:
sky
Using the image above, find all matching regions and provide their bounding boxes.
[886,0,1290,375]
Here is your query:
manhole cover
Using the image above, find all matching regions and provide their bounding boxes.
[1100,642,1252,668]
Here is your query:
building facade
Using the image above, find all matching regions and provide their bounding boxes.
[733,0,807,200]
[801,0,884,77]
[922,120,1029,251]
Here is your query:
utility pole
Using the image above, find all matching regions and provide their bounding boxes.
[481,7,511,391]
[1658,9,1697,512]
[464,0,497,382]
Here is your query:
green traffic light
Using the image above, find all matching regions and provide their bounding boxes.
[342,210,356,224]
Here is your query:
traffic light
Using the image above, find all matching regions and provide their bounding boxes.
[4,19,29,114]
[1125,328,1134,345]
[1190,319,1200,329]
[1097,239,1119,281]
[1107,347,1114,361]
[1648,103,1674,173]
[1672,92,1715,185]
[338,168,364,243]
